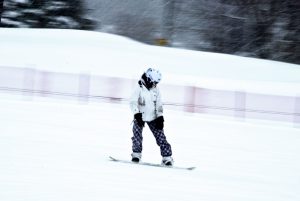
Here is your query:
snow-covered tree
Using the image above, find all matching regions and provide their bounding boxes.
[168,0,299,64]
[0,0,3,23]
[1,0,95,30]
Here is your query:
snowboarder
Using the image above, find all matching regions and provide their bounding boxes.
[129,68,174,166]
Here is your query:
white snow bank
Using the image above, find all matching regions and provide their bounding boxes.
[0,28,300,124]
[0,28,300,96]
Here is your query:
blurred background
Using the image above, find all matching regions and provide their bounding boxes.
[1,0,299,65]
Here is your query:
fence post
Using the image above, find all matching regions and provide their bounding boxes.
[78,73,91,103]
[234,91,246,120]
[39,70,50,97]
[294,96,300,128]
[22,68,36,100]
[184,86,196,113]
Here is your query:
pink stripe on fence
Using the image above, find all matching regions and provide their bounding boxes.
[0,65,299,127]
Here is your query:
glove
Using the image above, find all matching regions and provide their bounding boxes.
[134,113,145,127]
[154,116,164,130]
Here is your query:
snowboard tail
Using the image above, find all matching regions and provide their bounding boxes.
[109,156,196,171]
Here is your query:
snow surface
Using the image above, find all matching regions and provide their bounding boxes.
[0,28,300,201]
[0,96,299,201]
[0,28,300,96]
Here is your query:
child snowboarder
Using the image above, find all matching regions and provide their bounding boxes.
[129,68,174,166]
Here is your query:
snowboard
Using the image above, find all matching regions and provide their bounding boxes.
[109,156,196,171]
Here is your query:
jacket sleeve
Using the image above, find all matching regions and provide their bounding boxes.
[129,86,140,115]
[155,88,164,117]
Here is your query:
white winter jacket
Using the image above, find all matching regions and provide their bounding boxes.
[129,83,163,122]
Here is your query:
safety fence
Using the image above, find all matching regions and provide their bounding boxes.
[0,66,299,127]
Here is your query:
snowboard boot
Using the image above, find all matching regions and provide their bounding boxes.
[131,152,142,163]
[162,156,174,166]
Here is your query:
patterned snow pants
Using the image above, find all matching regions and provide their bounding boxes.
[132,120,172,157]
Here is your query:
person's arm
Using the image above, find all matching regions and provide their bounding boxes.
[154,88,164,129]
[129,86,145,127]
[155,88,163,117]
[129,86,140,115]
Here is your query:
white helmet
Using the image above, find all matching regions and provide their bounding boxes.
[145,68,162,83]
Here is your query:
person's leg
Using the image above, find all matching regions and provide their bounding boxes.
[147,121,172,157]
[131,121,143,161]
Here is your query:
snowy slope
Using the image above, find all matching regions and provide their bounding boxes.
[0,28,300,201]
[1,28,299,124]
[0,97,299,201]
[0,28,300,95]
